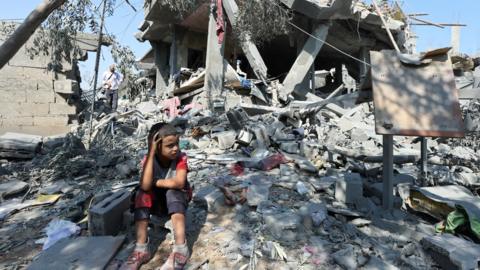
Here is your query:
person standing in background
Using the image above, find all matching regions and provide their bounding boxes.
[102,64,124,111]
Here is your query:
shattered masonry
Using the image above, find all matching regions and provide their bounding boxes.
[1,0,480,269]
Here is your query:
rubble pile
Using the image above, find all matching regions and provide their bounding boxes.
[1,0,480,269]
[0,81,478,269]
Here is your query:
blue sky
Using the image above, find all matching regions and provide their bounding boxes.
[1,0,479,89]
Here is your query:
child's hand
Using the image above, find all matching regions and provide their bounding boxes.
[149,131,162,154]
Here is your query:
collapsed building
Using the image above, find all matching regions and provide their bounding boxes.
[1,1,480,269]
[0,23,110,136]
[135,0,414,110]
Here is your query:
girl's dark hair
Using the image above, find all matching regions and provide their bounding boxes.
[147,123,177,150]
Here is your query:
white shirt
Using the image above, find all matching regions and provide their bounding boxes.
[102,70,124,90]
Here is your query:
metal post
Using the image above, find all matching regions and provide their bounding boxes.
[420,137,428,184]
[382,134,394,209]
[88,0,107,142]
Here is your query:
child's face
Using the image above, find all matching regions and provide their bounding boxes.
[157,135,179,160]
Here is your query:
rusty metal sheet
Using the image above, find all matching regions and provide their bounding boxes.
[370,50,465,137]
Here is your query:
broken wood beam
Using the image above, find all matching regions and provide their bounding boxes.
[222,0,268,81]
[279,23,330,101]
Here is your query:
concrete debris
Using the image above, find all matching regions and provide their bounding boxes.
[421,234,480,270]
[28,236,125,270]
[1,0,480,269]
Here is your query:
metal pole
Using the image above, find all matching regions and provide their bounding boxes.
[420,137,428,184]
[88,0,107,142]
[382,134,394,209]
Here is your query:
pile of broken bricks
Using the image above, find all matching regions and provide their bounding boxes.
[0,88,478,269]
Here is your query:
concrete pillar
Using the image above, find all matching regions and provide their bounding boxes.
[152,42,168,97]
[204,10,225,110]
[169,26,177,82]
[451,26,461,54]
[280,24,329,101]
[223,0,268,81]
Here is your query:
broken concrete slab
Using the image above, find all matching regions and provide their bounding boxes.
[214,131,237,150]
[0,180,28,198]
[193,186,227,214]
[0,132,42,159]
[246,175,272,207]
[28,235,125,270]
[263,209,301,243]
[421,234,480,270]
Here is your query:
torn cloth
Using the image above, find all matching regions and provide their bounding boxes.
[211,0,225,44]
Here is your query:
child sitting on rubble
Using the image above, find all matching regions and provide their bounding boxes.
[121,123,191,270]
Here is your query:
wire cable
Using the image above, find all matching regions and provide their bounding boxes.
[287,21,372,67]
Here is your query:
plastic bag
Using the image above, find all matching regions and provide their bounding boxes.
[43,219,80,250]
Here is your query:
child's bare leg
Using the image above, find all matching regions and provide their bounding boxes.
[136,219,149,244]
[171,213,186,244]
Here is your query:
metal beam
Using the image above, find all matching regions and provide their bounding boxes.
[382,134,394,210]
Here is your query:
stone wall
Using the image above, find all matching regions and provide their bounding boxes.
[0,26,80,136]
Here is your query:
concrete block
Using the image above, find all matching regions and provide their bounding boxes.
[421,234,480,270]
[263,210,301,243]
[280,142,300,154]
[49,102,77,115]
[251,124,270,148]
[2,125,71,136]
[54,79,79,94]
[34,115,69,126]
[26,90,56,103]
[335,173,363,204]
[0,103,49,117]
[0,90,26,103]
[193,186,227,214]
[1,116,34,127]
[88,190,131,236]
[214,130,237,150]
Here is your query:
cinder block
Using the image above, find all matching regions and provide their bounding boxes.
[33,115,69,126]
[2,116,34,127]
[26,90,56,103]
[0,89,27,103]
[49,102,77,115]
[335,173,363,204]
[54,79,79,94]
[0,103,49,117]
[88,190,131,236]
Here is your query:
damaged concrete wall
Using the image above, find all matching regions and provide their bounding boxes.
[0,24,81,136]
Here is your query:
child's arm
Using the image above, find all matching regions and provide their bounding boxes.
[155,154,188,190]
[154,169,187,190]
[139,149,155,191]
[139,136,160,191]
